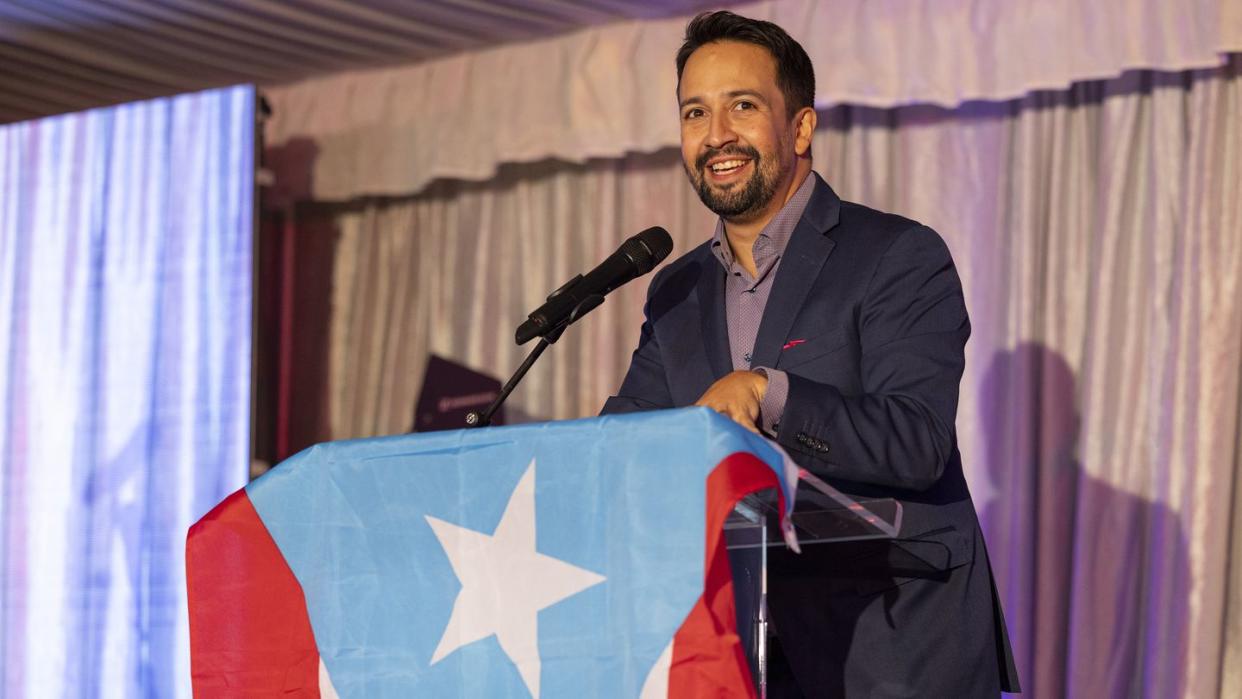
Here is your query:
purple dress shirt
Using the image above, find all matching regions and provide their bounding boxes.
[707,172,816,435]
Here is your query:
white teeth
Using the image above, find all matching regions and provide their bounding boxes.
[710,159,746,173]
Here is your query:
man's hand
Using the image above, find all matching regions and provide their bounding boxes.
[694,370,768,433]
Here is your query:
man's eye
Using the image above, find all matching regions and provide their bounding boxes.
[734,101,755,111]
[683,108,705,120]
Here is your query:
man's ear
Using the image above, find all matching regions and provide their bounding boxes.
[793,107,817,156]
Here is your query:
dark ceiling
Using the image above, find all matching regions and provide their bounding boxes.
[0,0,737,125]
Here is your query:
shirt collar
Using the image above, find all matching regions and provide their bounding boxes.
[709,171,816,273]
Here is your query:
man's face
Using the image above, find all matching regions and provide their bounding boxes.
[678,41,797,221]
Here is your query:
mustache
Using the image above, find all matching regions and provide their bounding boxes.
[695,145,760,172]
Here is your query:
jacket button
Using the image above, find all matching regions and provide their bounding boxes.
[795,432,810,445]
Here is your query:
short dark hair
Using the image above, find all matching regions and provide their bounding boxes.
[675,11,816,120]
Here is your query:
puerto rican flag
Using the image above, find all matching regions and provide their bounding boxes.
[187,408,797,697]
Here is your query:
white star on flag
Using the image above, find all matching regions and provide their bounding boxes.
[425,459,606,698]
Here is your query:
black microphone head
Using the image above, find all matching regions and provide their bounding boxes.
[626,226,673,274]
[517,226,673,345]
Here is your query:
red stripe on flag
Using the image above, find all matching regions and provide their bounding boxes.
[667,452,785,698]
[187,488,323,697]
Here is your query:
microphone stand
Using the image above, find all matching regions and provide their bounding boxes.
[465,294,605,428]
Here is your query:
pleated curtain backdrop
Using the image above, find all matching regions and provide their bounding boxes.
[270,59,1241,697]
[1,86,254,698]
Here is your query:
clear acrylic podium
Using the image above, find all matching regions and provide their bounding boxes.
[726,469,903,696]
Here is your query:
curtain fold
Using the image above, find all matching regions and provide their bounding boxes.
[263,0,1242,202]
[281,58,1242,696]
[316,157,716,437]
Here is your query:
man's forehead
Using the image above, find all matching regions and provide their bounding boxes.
[678,41,778,102]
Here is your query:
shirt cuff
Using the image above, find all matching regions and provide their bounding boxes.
[752,367,788,437]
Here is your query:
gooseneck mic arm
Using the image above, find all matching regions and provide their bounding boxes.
[466,226,673,428]
[515,226,673,345]
[466,294,604,428]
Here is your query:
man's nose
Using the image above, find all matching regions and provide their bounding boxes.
[704,112,737,149]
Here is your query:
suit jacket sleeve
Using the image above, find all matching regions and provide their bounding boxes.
[778,225,969,491]
[600,268,675,414]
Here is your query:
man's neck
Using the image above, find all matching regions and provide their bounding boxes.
[723,164,812,277]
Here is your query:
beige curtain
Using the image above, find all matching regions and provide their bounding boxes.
[263,0,1242,201]
[323,155,714,433]
[303,58,1241,696]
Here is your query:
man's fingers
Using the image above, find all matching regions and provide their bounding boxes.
[708,401,760,433]
[694,371,763,433]
[733,412,760,433]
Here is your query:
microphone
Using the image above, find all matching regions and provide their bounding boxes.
[515,226,673,345]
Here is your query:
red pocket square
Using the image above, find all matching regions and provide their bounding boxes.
[782,339,807,351]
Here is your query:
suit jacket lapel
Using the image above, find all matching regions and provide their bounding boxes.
[696,254,732,380]
[749,175,842,370]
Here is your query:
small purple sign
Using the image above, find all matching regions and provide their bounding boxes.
[413,355,503,431]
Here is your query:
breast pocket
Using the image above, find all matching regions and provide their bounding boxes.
[776,327,850,370]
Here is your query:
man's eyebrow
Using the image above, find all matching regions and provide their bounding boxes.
[725,90,766,102]
[679,90,767,109]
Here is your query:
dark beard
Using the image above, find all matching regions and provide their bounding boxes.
[689,145,780,220]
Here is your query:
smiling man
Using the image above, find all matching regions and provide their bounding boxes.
[602,10,1021,698]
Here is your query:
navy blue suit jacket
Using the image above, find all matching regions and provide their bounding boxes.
[603,174,1020,695]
